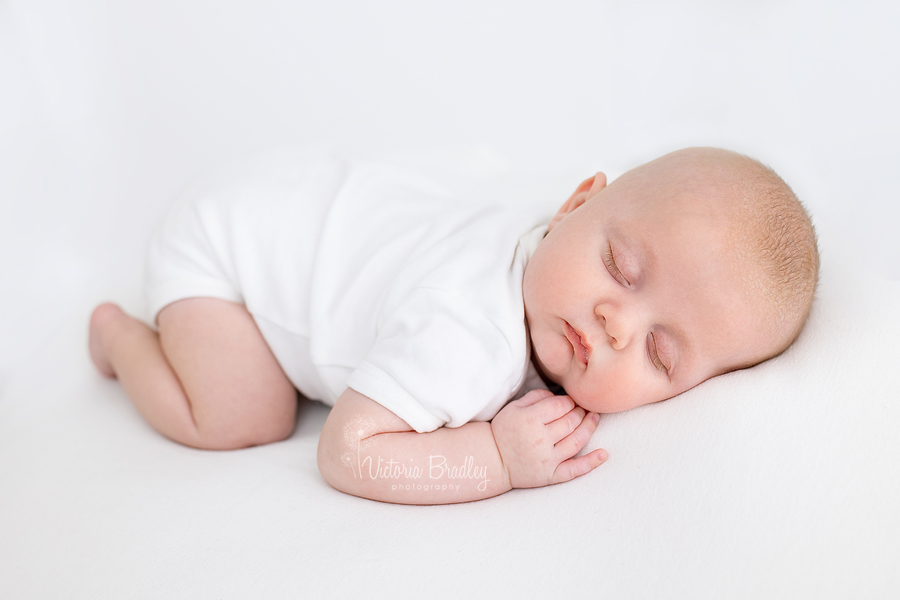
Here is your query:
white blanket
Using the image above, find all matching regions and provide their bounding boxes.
[2,173,898,598]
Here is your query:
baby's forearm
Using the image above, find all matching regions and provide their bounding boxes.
[318,390,512,504]
[323,422,510,505]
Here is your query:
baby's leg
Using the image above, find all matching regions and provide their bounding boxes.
[89,298,297,450]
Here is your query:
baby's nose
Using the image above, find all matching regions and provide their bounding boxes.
[597,309,629,350]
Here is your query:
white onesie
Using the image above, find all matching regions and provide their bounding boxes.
[145,149,551,433]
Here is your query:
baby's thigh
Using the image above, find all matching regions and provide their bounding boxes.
[158,297,297,448]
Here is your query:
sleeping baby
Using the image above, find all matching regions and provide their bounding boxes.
[88,147,819,504]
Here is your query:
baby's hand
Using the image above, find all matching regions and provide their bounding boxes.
[491,389,607,489]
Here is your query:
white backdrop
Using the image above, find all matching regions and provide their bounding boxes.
[1,1,899,598]
[2,0,898,388]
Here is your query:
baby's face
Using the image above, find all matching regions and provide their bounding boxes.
[523,171,775,413]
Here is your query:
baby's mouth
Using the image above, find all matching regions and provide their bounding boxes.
[564,321,591,365]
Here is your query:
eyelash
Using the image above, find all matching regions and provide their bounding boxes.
[604,243,630,286]
[648,332,669,376]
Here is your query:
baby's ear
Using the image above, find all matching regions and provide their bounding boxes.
[589,172,607,194]
[547,172,607,232]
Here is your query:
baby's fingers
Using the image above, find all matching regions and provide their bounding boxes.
[548,405,586,442]
[535,394,576,424]
[554,411,600,459]
[551,448,608,485]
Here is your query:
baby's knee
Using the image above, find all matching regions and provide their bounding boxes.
[189,410,296,451]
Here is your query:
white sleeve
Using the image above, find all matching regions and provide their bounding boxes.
[346,288,523,433]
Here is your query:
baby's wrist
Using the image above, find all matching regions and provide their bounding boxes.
[489,421,514,492]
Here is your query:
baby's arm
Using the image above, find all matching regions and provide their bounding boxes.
[317,388,607,504]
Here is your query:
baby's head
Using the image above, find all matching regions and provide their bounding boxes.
[523,147,819,412]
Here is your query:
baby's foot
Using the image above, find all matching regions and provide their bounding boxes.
[89,303,125,378]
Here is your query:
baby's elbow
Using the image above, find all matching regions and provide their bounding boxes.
[317,387,411,495]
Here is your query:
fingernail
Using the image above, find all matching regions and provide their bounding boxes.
[598,449,608,461]
[591,413,600,424]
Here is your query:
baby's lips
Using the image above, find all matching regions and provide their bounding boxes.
[564,321,591,365]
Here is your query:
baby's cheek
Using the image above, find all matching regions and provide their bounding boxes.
[539,334,572,375]
[581,369,644,413]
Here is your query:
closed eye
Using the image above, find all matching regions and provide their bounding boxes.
[604,243,630,286]
[647,332,670,377]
